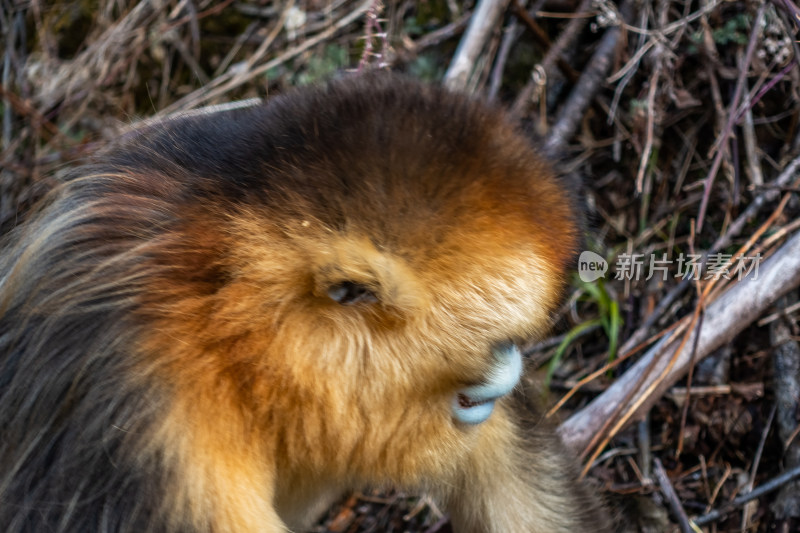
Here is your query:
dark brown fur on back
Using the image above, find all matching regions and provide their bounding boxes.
[0,73,610,532]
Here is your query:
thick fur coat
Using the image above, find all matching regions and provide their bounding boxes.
[0,74,610,532]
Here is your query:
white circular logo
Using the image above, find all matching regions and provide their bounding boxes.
[578,251,608,282]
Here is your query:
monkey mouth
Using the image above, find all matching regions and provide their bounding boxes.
[451,344,523,426]
[456,393,493,409]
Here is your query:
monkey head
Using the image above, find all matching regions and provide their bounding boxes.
[0,73,606,533]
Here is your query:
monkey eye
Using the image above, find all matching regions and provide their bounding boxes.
[327,281,379,305]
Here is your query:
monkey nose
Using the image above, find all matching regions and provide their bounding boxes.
[451,344,523,425]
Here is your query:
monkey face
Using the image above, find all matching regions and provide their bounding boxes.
[122,75,583,490]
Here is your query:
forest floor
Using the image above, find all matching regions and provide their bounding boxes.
[2,1,800,531]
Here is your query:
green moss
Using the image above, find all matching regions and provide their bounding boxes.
[294,44,351,86]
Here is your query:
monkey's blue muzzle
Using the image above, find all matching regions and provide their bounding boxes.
[451,344,523,425]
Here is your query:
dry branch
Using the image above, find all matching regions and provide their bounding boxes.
[696,3,767,232]
[26,1,156,110]
[653,458,694,533]
[770,298,800,519]
[444,0,510,91]
[542,0,631,155]
[511,0,579,84]
[511,0,595,116]
[559,228,800,452]
[694,464,800,526]
[155,0,373,116]
[615,153,800,360]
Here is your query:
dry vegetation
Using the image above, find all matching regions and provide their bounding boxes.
[2,0,800,531]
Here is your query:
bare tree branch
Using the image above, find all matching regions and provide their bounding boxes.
[559,229,800,452]
[444,0,510,91]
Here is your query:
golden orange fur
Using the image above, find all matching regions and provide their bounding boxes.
[0,73,609,532]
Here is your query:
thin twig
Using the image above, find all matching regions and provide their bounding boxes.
[580,298,702,476]
[547,324,679,418]
[653,458,695,533]
[677,223,704,458]
[697,2,767,232]
[758,299,800,326]
[488,16,523,99]
[156,0,372,116]
[511,0,594,116]
[622,0,722,37]
[741,74,764,188]
[616,153,800,360]
[511,0,580,83]
[741,404,776,528]
[635,65,660,193]
[543,0,631,155]
[397,11,472,58]
[693,464,800,526]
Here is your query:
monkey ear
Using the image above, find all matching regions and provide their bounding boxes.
[326,281,379,305]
